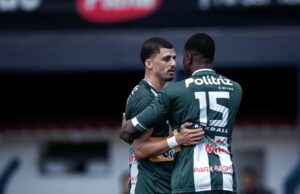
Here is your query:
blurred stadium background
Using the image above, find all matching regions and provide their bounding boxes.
[0,0,299,194]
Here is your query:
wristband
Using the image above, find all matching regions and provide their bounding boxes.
[167,136,178,148]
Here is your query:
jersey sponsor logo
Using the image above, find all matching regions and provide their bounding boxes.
[150,149,175,162]
[129,148,137,164]
[76,0,162,23]
[129,176,137,182]
[131,85,139,95]
[218,85,234,91]
[194,165,233,173]
[185,75,233,88]
[129,155,138,193]
[194,124,228,134]
[205,144,228,154]
[129,155,136,163]
[126,85,139,105]
[203,136,229,154]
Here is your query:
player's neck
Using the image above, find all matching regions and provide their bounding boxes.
[144,76,166,91]
[190,64,213,74]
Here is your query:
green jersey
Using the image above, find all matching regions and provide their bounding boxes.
[125,80,176,194]
[132,69,243,194]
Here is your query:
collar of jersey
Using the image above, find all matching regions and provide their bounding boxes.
[192,68,215,76]
[141,79,158,96]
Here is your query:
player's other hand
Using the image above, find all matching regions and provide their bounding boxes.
[175,122,205,146]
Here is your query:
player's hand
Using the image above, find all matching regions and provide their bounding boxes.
[175,122,205,146]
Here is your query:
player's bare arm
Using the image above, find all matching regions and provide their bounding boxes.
[132,122,205,160]
[121,111,205,157]
[120,113,143,143]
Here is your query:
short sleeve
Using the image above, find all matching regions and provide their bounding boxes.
[133,90,170,133]
[125,94,154,119]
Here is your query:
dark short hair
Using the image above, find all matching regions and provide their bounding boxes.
[184,33,215,64]
[140,37,173,64]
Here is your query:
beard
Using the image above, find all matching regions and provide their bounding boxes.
[163,68,175,81]
[163,73,174,82]
[161,73,174,82]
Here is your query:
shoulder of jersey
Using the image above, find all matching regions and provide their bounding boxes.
[164,80,186,92]
[129,84,151,98]
[221,75,241,87]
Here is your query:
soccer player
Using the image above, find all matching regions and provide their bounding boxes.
[124,37,205,194]
[240,167,273,194]
[120,33,243,194]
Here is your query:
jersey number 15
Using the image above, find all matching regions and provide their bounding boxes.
[195,91,229,127]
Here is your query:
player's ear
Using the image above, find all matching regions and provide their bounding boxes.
[183,51,192,65]
[186,52,192,64]
[144,58,153,69]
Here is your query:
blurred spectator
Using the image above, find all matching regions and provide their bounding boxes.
[240,167,273,194]
[0,157,20,194]
[284,161,300,194]
[121,171,129,194]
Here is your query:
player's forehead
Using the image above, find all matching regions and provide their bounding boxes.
[156,47,176,58]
